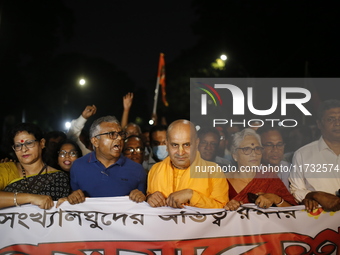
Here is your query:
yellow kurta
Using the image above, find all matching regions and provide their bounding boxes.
[0,162,20,190]
[147,152,229,208]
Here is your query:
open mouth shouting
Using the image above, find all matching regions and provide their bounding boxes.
[112,143,122,152]
[63,160,72,166]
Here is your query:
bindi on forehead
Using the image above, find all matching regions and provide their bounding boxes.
[20,140,24,143]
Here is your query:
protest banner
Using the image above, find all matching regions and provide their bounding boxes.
[0,197,339,254]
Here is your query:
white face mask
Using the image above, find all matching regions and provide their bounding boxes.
[152,145,168,161]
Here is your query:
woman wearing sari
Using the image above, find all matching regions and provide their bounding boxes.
[224,128,297,211]
[0,123,71,209]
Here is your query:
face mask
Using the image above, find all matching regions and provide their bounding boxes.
[152,145,168,161]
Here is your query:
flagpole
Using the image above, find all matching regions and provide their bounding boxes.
[152,76,160,115]
[152,53,163,117]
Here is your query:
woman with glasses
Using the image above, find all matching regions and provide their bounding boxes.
[224,128,297,211]
[55,139,83,172]
[0,123,71,209]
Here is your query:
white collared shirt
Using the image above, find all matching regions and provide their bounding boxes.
[289,137,340,202]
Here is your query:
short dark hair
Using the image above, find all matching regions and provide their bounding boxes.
[256,126,283,136]
[197,127,220,141]
[44,130,67,146]
[149,125,168,143]
[9,123,44,145]
[317,99,340,121]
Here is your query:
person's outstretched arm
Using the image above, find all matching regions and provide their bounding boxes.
[121,93,133,129]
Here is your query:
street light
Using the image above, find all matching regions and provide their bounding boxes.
[79,79,86,86]
[212,54,228,70]
[65,121,71,130]
[220,54,227,61]
[61,78,86,129]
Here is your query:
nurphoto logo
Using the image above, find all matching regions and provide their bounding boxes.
[190,78,317,129]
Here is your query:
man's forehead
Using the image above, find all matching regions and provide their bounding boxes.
[261,130,283,141]
[152,130,167,135]
[100,122,121,131]
[169,123,195,134]
[324,107,340,116]
[125,138,142,147]
[201,132,219,141]
[168,134,196,144]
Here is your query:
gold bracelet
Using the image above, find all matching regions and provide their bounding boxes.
[275,197,284,206]
[14,192,20,207]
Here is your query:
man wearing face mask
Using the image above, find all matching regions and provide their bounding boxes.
[143,125,168,172]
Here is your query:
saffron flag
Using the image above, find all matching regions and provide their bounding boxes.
[157,53,169,107]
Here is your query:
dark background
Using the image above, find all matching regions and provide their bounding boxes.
[1,0,340,146]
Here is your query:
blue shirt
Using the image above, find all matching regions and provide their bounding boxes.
[70,151,147,197]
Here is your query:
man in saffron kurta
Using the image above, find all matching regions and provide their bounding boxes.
[146,120,229,209]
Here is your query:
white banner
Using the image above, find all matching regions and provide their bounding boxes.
[0,197,339,254]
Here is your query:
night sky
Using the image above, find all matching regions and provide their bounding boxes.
[1,0,340,137]
[57,0,198,89]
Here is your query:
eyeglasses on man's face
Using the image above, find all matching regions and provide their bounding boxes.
[123,147,144,155]
[95,131,127,140]
[12,140,38,152]
[237,146,264,155]
[262,143,285,150]
[323,116,340,124]
[58,150,78,158]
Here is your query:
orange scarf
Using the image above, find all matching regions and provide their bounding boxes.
[147,152,229,208]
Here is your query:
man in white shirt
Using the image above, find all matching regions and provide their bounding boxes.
[289,99,340,212]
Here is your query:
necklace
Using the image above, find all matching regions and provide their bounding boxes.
[21,163,48,191]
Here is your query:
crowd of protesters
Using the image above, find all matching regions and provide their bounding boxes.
[0,94,339,213]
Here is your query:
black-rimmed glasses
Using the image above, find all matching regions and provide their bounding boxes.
[12,140,38,152]
[237,146,264,155]
[95,131,127,140]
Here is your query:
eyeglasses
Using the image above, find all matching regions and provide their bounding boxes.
[12,140,38,152]
[237,146,264,155]
[95,131,127,140]
[123,147,144,155]
[58,150,78,158]
[324,117,340,124]
[263,143,285,150]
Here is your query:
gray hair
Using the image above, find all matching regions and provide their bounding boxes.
[230,128,262,154]
[89,115,120,138]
